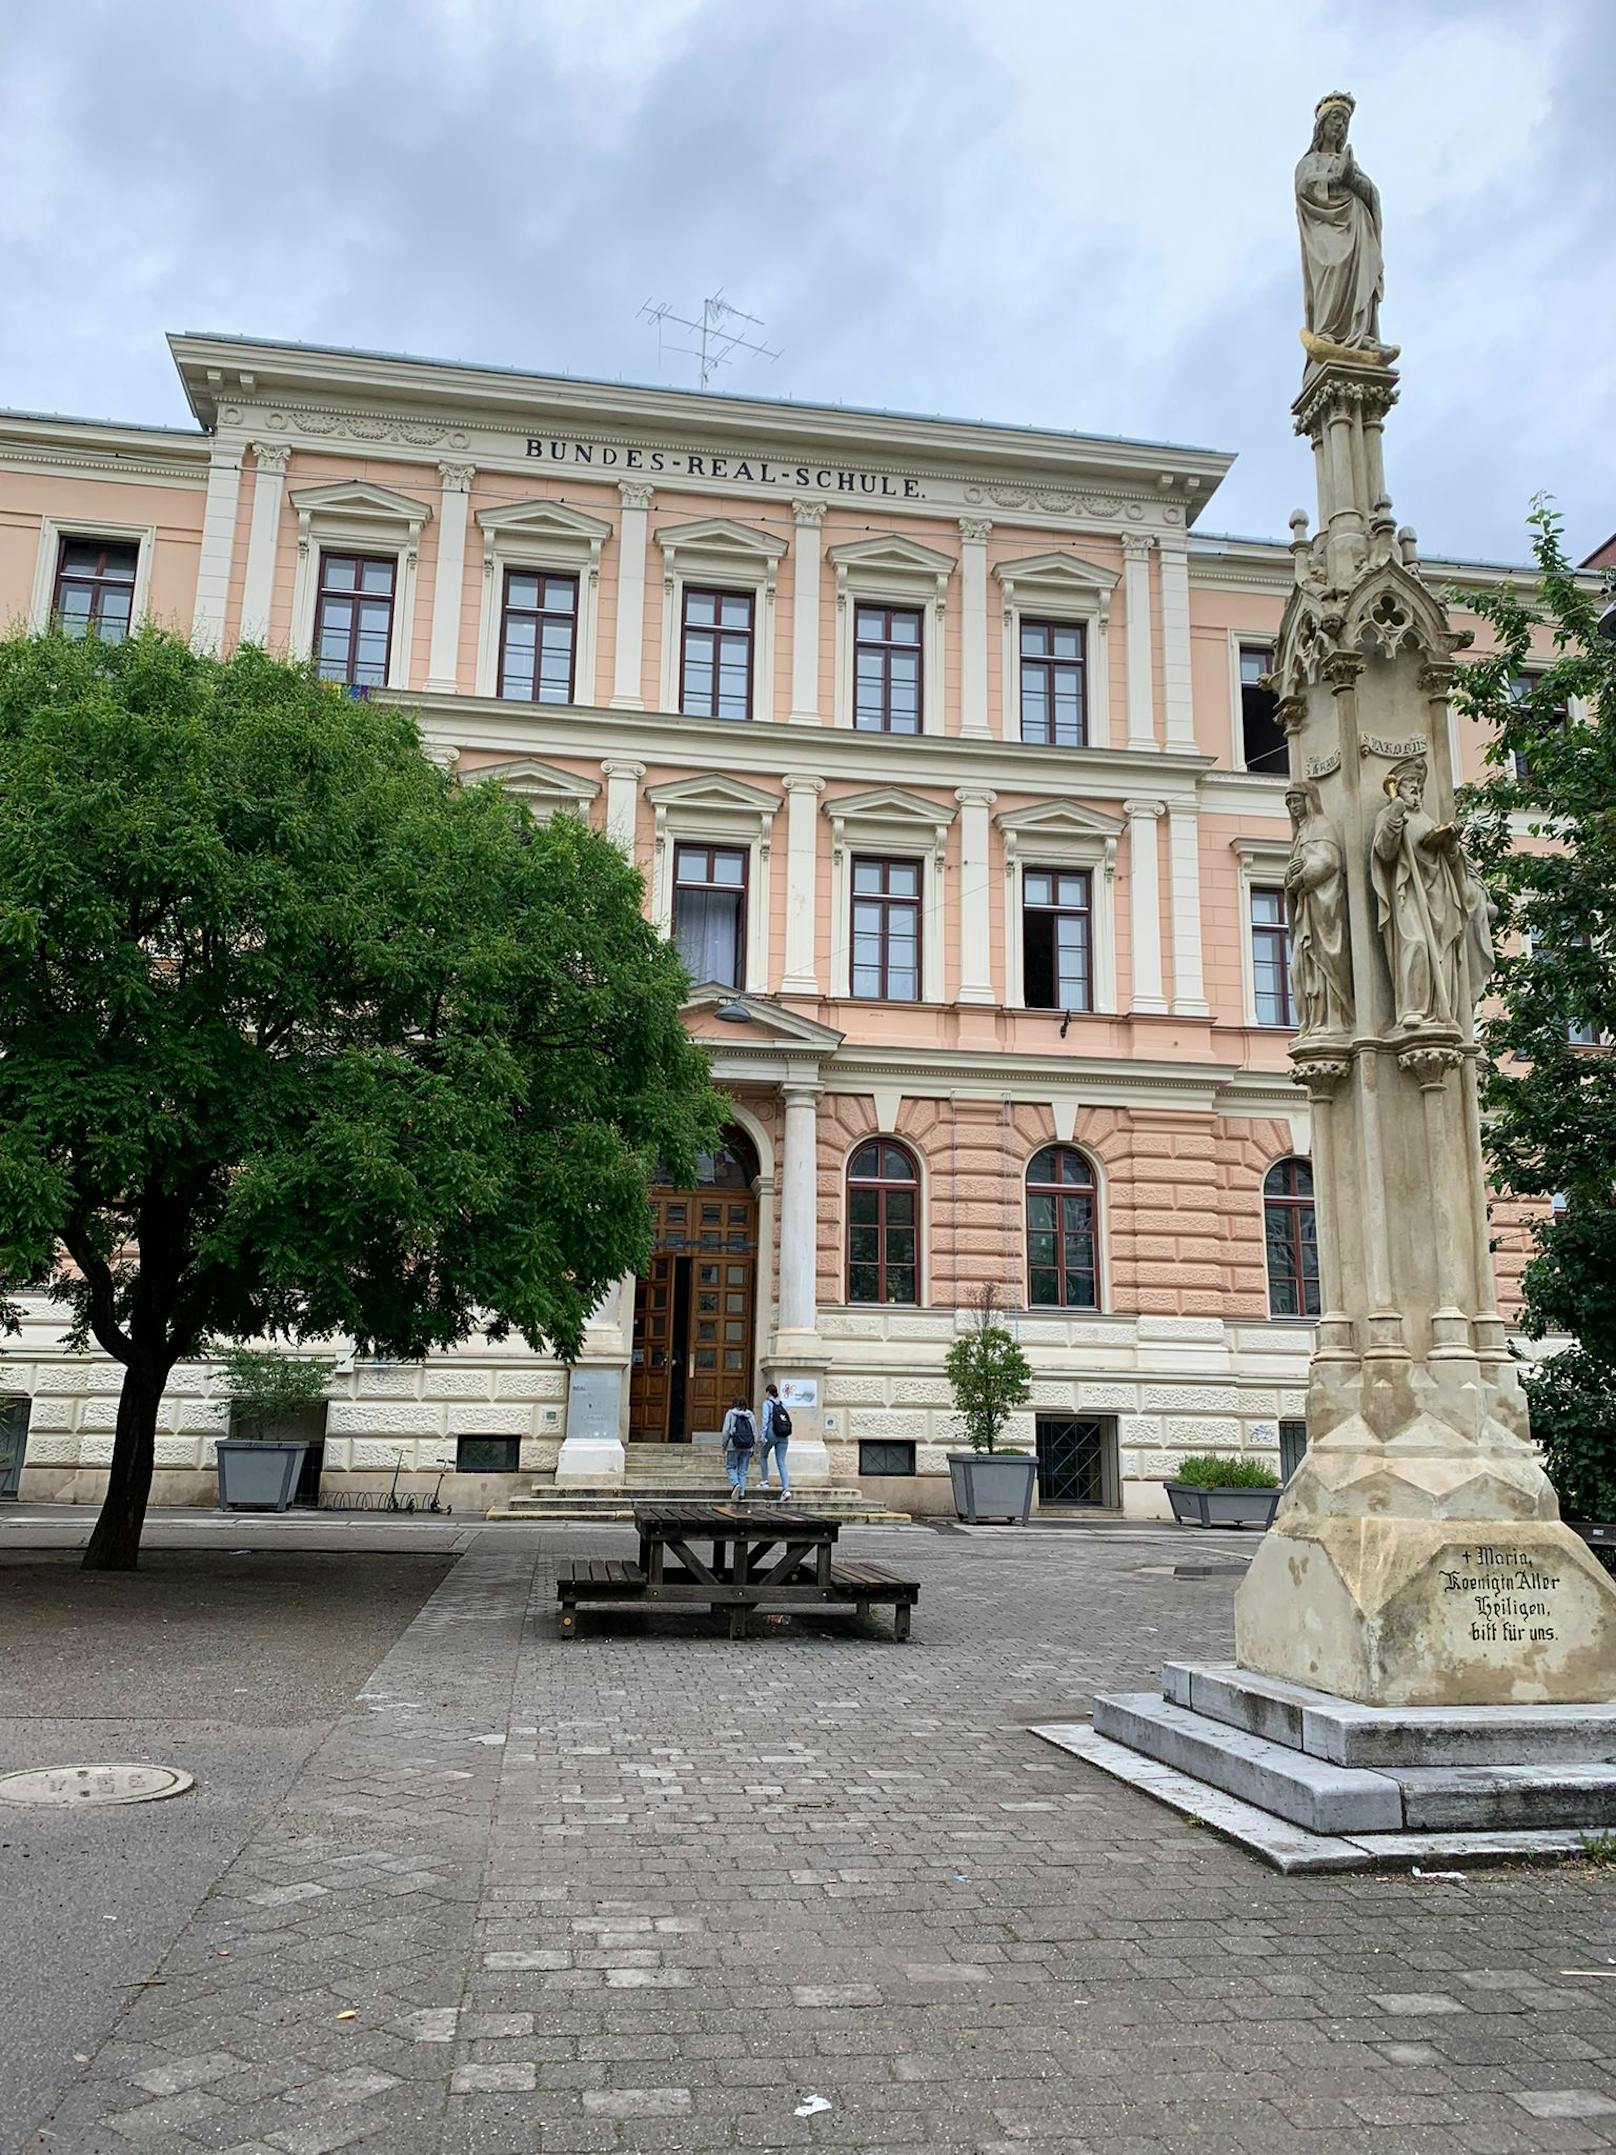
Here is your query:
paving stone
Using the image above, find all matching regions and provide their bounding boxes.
[1511,2089,1616,2120]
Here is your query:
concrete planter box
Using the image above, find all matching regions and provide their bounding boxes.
[949,1452,1036,1525]
[215,1440,308,1512]
[1165,1481,1281,1530]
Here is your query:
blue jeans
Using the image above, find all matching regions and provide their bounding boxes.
[757,1437,789,1494]
[725,1445,752,1495]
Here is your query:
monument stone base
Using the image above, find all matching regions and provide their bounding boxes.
[1034,1659,1616,1873]
[1235,1517,1616,1706]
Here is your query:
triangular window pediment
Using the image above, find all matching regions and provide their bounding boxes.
[682,987,844,1050]
[289,477,432,527]
[646,774,781,815]
[477,498,612,544]
[994,550,1119,596]
[827,786,956,830]
[655,516,787,561]
[460,757,599,808]
[827,533,956,578]
[996,798,1123,840]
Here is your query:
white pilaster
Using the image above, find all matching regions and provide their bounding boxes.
[425,461,474,692]
[780,775,824,995]
[1158,536,1196,751]
[958,517,991,738]
[777,1084,820,1342]
[238,444,289,647]
[1124,799,1168,1013]
[610,481,653,709]
[1122,533,1156,751]
[1167,802,1210,1016]
[789,501,825,723]
[600,758,645,860]
[191,442,245,652]
[954,785,997,1003]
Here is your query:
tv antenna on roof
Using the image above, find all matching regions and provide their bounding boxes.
[639,291,780,389]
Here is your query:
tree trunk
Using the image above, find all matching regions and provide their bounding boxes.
[81,1358,169,1572]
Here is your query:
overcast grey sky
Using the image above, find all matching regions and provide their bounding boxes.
[2,0,1611,562]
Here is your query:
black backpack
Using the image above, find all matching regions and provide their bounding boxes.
[772,1403,793,1439]
[730,1409,756,1450]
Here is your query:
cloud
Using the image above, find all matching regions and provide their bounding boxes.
[0,0,1609,560]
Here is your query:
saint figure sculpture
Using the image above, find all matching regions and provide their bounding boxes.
[1296,92,1396,362]
[1370,759,1494,1030]
[1283,779,1353,1036]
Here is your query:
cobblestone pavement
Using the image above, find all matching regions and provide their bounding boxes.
[24,1523,1616,2154]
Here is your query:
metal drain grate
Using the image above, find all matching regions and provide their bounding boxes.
[0,1764,194,1808]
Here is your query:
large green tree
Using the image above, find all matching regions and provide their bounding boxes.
[0,627,722,1568]
[1457,502,1616,1507]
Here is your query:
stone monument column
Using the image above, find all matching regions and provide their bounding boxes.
[1234,94,1616,1707]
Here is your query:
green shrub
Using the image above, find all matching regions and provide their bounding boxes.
[216,1347,335,1440]
[1523,1348,1616,1523]
[1171,1453,1280,1490]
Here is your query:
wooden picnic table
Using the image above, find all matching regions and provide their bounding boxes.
[555,1501,917,1640]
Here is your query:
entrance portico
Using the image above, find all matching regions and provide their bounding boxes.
[553,991,842,1488]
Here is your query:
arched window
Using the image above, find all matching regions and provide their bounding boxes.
[1264,1158,1319,1317]
[1026,1146,1100,1309]
[846,1140,919,1305]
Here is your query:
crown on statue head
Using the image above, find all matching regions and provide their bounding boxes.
[1315,90,1356,120]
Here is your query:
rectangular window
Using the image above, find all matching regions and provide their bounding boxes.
[672,843,748,990]
[314,552,396,690]
[498,568,577,703]
[1239,643,1287,772]
[456,1435,520,1473]
[680,588,753,719]
[859,1439,916,1478]
[54,537,139,643]
[1019,618,1087,746]
[1250,886,1294,1026]
[1509,671,1569,780]
[1022,868,1093,1011]
[851,856,921,1001]
[1278,1419,1308,1483]
[854,604,923,734]
[1528,931,1598,1045]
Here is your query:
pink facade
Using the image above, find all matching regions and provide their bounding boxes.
[0,337,1569,1515]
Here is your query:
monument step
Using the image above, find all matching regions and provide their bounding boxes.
[1394,1764,1616,1831]
[1090,1692,1404,1834]
[1163,1662,1616,1768]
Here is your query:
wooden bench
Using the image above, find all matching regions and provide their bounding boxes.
[554,1550,918,1640]
[556,1558,645,1637]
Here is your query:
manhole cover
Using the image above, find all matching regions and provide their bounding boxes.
[0,1764,194,1808]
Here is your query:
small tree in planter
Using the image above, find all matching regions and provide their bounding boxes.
[1164,1452,1282,1530]
[214,1348,335,1511]
[944,1289,1035,1523]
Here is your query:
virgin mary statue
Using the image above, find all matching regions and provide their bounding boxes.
[1296,92,1394,360]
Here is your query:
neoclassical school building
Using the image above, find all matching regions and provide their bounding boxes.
[0,334,1553,1515]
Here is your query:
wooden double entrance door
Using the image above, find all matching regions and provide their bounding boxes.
[629,1188,758,1443]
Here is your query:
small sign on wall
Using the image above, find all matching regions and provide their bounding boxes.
[779,1378,818,1411]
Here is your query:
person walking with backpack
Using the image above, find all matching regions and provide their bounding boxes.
[756,1382,793,1500]
[720,1396,757,1500]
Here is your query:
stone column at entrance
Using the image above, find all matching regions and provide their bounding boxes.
[1233,104,1616,1704]
[767,1081,832,1485]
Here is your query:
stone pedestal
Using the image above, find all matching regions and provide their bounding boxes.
[762,1357,831,1486]
[555,1364,626,1486]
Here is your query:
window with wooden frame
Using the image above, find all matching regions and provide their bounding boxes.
[671,843,748,990]
[680,588,754,719]
[853,604,924,733]
[498,568,578,703]
[313,553,397,691]
[1019,618,1087,746]
[1022,867,1093,1011]
[1250,885,1294,1026]
[1239,643,1286,772]
[1026,1146,1099,1310]
[846,1140,919,1305]
[53,537,139,642]
[850,856,921,1001]
[1264,1158,1320,1317]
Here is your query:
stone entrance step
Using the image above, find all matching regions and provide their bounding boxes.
[1045,1662,1616,1869]
[489,1484,907,1524]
